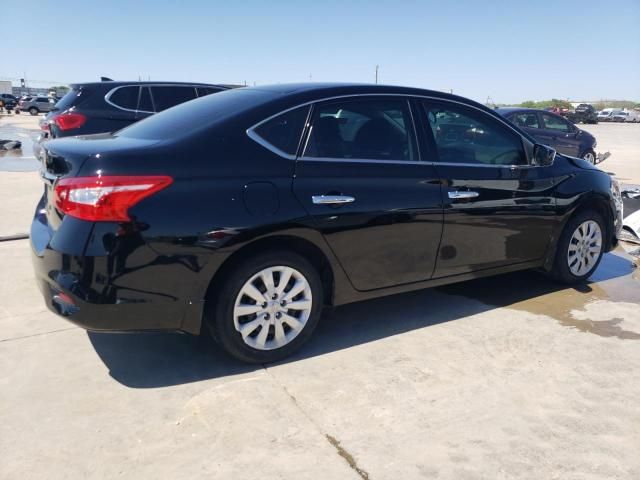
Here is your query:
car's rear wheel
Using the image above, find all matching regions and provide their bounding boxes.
[29,107,38,116]
[550,210,605,284]
[208,251,323,363]
[582,150,596,164]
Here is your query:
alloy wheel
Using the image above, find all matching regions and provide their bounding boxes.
[567,220,602,276]
[233,266,313,351]
[583,152,596,164]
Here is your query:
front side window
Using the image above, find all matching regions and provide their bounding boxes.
[109,86,140,110]
[151,86,197,111]
[303,98,417,161]
[510,112,539,129]
[425,102,526,166]
[252,106,309,156]
[541,113,571,132]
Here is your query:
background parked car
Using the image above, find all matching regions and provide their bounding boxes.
[19,96,56,115]
[572,103,598,124]
[612,110,640,123]
[35,81,232,160]
[40,81,230,140]
[597,108,618,122]
[497,107,598,163]
[624,110,640,122]
[0,93,18,111]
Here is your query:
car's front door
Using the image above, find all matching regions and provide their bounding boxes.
[420,100,558,278]
[538,112,581,157]
[292,96,443,291]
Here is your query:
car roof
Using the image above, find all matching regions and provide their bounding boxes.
[495,107,542,115]
[69,81,233,89]
[237,82,497,112]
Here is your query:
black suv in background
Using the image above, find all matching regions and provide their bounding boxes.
[571,103,598,124]
[37,81,230,151]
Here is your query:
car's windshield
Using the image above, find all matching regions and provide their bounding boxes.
[53,88,84,112]
[117,87,274,141]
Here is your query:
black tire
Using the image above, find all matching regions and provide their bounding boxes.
[207,250,324,363]
[29,107,38,116]
[582,149,596,164]
[549,209,605,285]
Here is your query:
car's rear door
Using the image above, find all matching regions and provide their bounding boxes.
[420,99,558,277]
[291,95,443,291]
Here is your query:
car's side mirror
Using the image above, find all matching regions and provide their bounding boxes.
[532,144,556,167]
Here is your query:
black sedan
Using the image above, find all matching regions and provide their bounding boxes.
[32,83,623,363]
[497,107,598,164]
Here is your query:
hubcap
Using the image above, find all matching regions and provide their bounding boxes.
[567,220,602,277]
[583,152,595,164]
[233,266,312,351]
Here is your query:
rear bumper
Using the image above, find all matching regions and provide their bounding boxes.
[30,207,193,333]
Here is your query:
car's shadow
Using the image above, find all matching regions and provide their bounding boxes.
[88,252,636,388]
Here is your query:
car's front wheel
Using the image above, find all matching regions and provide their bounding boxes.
[550,210,605,284]
[582,149,596,164]
[29,107,39,116]
[208,250,323,363]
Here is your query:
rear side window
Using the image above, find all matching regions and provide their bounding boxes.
[109,86,140,110]
[252,106,309,156]
[510,112,539,129]
[304,97,417,161]
[424,102,526,166]
[151,86,197,111]
[36,97,49,102]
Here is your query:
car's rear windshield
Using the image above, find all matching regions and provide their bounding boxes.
[54,88,86,112]
[116,88,274,140]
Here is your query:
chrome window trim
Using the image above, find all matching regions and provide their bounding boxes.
[246,128,297,160]
[104,85,149,114]
[297,156,429,166]
[104,84,212,115]
[246,93,532,167]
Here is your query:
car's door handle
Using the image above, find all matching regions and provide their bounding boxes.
[448,191,479,199]
[312,195,355,205]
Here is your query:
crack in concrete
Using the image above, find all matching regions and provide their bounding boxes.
[0,326,77,343]
[262,365,371,479]
[325,434,371,480]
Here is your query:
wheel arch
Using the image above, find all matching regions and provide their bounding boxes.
[543,191,615,271]
[196,233,338,334]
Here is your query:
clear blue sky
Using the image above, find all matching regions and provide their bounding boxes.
[6,0,640,103]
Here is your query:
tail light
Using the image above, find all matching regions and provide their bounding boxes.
[54,175,173,222]
[54,112,87,131]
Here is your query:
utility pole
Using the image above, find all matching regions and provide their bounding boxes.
[375,65,379,84]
